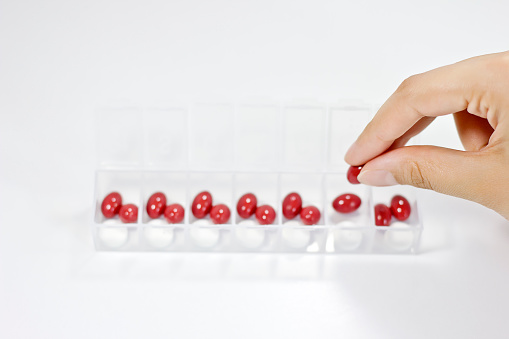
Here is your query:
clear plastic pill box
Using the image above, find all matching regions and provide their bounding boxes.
[92,102,422,254]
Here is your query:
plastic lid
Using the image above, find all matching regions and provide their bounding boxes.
[95,102,372,172]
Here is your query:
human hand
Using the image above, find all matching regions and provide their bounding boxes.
[344,51,509,220]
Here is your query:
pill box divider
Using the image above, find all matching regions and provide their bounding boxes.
[92,102,422,254]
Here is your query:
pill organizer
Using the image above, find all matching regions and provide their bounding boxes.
[92,102,422,254]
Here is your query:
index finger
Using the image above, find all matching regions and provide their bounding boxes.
[344,58,477,166]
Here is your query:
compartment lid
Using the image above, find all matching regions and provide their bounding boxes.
[327,105,372,171]
[143,107,188,169]
[96,102,373,172]
[96,107,188,170]
[281,105,327,171]
[188,103,234,171]
[234,104,280,171]
[96,107,143,169]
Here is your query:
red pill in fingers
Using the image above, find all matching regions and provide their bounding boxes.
[390,195,411,221]
[146,192,167,219]
[300,206,321,225]
[164,203,185,224]
[101,192,122,218]
[332,193,362,213]
[374,204,391,226]
[210,204,231,224]
[347,165,363,185]
[237,193,258,219]
[282,192,302,219]
[255,205,276,225]
[192,191,213,219]
[119,204,138,223]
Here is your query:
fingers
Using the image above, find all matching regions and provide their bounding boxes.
[357,145,499,211]
[345,63,472,166]
[388,116,435,151]
[453,110,494,151]
[344,51,509,220]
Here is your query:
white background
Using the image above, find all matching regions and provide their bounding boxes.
[1,0,509,338]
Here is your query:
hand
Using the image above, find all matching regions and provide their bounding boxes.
[344,51,509,220]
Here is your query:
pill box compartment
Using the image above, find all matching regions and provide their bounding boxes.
[92,103,422,254]
[93,170,141,250]
[371,186,422,253]
[140,171,187,251]
[324,173,373,253]
[232,173,279,252]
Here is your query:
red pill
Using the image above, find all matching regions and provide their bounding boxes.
[255,205,276,225]
[101,192,122,218]
[347,165,363,185]
[390,195,411,221]
[210,204,231,224]
[146,192,167,219]
[119,204,138,223]
[237,193,258,219]
[374,204,391,226]
[164,203,185,224]
[192,191,213,219]
[332,193,362,213]
[282,192,302,219]
[300,206,321,225]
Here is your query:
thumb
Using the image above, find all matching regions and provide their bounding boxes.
[357,145,496,207]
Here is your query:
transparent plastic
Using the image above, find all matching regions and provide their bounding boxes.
[92,103,422,253]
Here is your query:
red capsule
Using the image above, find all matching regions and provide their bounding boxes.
[164,203,185,224]
[347,165,363,185]
[282,192,302,219]
[374,204,391,226]
[237,193,258,219]
[146,192,167,219]
[210,204,231,224]
[255,205,276,225]
[332,193,362,213]
[101,192,122,218]
[300,206,321,225]
[192,191,213,219]
[390,195,411,221]
[119,204,138,223]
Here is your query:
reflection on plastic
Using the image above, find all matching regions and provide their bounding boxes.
[98,223,129,249]
[190,220,220,248]
[144,225,175,249]
[282,221,311,249]
[333,221,363,251]
[384,222,414,251]
[236,220,266,249]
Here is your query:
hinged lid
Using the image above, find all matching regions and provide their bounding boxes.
[96,102,373,172]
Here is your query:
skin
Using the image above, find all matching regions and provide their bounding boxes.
[344,51,509,220]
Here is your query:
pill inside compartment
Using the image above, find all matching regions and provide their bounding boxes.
[92,103,423,254]
[232,173,279,251]
[140,172,187,250]
[371,186,422,253]
[324,173,372,253]
[94,170,141,250]
[279,173,326,252]
[186,173,234,250]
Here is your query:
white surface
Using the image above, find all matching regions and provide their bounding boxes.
[1,0,509,338]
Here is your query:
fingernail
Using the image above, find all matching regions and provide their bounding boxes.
[357,170,398,186]
[344,142,360,162]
